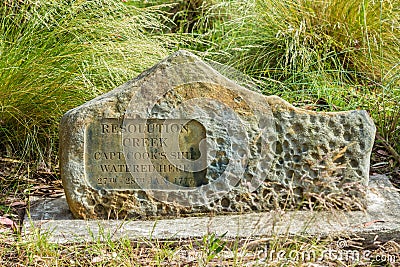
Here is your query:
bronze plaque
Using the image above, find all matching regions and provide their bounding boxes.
[85,118,207,190]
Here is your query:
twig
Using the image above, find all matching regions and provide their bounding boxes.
[376,133,400,165]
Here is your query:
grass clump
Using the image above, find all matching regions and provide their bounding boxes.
[199,0,400,88]
[180,0,400,159]
[0,0,176,162]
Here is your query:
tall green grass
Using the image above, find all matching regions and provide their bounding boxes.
[195,0,399,85]
[182,0,400,156]
[1,0,399,162]
[0,0,176,162]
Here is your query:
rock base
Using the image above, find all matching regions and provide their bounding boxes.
[23,175,400,244]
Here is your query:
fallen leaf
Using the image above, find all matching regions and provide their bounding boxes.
[48,192,65,198]
[0,216,17,231]
[377,149,389,156]
[371,162,389,168]
[363,220,385,227]
[91,256,105,263]
[91,255,112,263]
[10,201,26,207]
[304,105,317,111]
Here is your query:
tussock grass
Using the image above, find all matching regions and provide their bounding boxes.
[0,0,176,162]
[187,0,400,157]
[197,0,400,86]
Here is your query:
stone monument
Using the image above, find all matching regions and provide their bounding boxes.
[60,50,375,219]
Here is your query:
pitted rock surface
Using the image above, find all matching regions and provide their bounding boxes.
[60,50,376,219]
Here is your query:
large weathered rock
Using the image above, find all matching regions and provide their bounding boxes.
[60,50,376,219]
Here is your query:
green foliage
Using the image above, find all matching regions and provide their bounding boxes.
[200,232,227,264]
[187,0,400,156]
[0,0,399,161]
[0,0,175,161]
[198,0,400,86]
